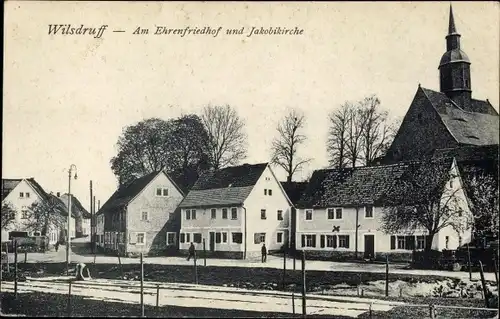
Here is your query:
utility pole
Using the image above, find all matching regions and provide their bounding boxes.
[93,196,96,253]
[90,181,93,253]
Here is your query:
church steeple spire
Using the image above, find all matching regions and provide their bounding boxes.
[439,5,472,108]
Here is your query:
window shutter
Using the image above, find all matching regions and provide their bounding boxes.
[390,236,396,250]
[301,235,305,247]
[216,232,221,243]
[180,233,185,243]
[254,233,260,244]
[345,235,350,248]
[320,235,325,248]
[312,235,316,247]
[333,235,337,248]
[129,232,136,244]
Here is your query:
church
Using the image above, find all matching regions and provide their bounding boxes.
[384,6,499,163]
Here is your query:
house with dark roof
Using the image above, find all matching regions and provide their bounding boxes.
[385,6,499,164]
[58,193,91,238]
[177,163,293,259]
[1,178,76,245]
[281,181,308,251]
[296,158,472,261]
[97,170,186,257]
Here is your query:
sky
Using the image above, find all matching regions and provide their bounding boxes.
[3,1,499,212]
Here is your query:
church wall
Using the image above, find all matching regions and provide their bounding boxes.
[386,88,459,162]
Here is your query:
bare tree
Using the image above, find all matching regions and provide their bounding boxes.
[24,195,68,236]
[201,104,247,170]
[327,102,351,168]
[380,159,471,251]
[271,109,311,182]
[345,104,368,167]
[1,203,16,230]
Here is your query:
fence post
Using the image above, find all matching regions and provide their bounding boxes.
[292,291,295,315]
[282,248,286,291]
[479,261,489,308]
[156,284,160,312]
[6,242,10,273]
[301,251,306,318]
[140,252,144,317]
[24,250,27,264]
[429,304,435,319]
[369,302,373,319]
[67,280,72,317]
[14,240,18,299]
[194,251,198,285]
[385,255,389,297]
[203,239,207,267]
[467,243,472,281]
[493,256,499,289]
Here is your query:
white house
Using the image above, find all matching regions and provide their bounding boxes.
[58,193,90,238]
[99,170,186,257]
[1,178,75,245]
[96,212,105,248]
[178,163,293,259]
[295,158,472,262]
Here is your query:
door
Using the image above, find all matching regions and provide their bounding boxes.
[364,234,375,259]
[209,232,215,252]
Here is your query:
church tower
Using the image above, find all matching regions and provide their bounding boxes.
[438,5,472,108]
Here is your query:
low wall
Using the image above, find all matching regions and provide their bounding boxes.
[295,250,412,263]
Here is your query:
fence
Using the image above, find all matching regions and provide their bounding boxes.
[1,248,499,318]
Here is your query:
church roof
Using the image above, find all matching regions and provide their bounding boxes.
[439,49,470,67]
[420,87,499,146]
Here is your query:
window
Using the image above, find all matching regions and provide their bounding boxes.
[186,233,191,243]
[264,189,267,195]
[136,233,145,245]
[141,212,148,221]
[156,188,162,196]
[327,209,334,220]
[19,192,24,198]
[222,208,228,219]
[231,208,237,220]
[216,232,222,243]
[326,235,336,248]
[277,232,283,244]
[301,234,316,247]
[162,188,168,196]
[338,235,350,248]
[253,232,266,244]
[180,233,185,243]
[211,208,217,219]
[261,209,266,220]
[21,210,28,219]
[193,233,202,244]
[305,209,313,220]
[222,232,228,243]
[167,232,176,245]
[335,208,342,219]
[277,210,283,220]
[192,209,197,220]
[156,188,168,196]
[232,232,243,244]
[416,236,425,250]
[365,206,373,218]
[445,236,449,249]
[268,189,272,196]
[26,192,30,198]
[185,210,191,220]
[397,236,405,250]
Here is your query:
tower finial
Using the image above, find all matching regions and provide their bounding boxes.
[448,4,457,34]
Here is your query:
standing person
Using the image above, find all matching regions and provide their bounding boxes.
[261,243,267,263]
[55,241,60,252]
[187,242,195,261]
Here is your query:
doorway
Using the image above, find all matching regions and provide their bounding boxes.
[364,234,375,259]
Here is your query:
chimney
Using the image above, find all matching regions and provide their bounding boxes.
[57,192,60,197]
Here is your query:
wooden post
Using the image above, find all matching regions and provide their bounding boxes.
[292,291,295,315]
[203,239,206,267]
[369,302,373,319]
[493,255,499,289]
[429,304,435,319]
[479,261,489,308]
[467,243,472,281]
[140,252,144,317]
[14,240,18,299]
[90,180,93,254]
[156,284,160,311]
[67,280,72,317]
[282,248,286,291]
[24,250,27,264]
[301,251,306,318]
[5,242,10,273]
[194,251,198,285]
[385,255,389,297]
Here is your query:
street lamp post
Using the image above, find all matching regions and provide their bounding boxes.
[67,164,78,275]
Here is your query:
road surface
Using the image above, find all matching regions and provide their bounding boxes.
[1,277,405,317]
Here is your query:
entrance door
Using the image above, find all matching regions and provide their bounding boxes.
[209,232,215,252]
[364,235,375,259]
